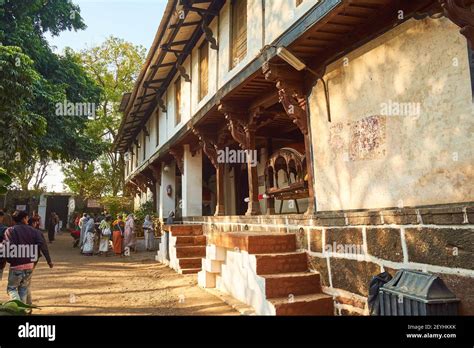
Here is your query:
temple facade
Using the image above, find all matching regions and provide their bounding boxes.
[115,0,474,315]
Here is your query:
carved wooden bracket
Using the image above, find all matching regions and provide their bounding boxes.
[262,62,309,135]
[218,102,265,149]
[440,0,474,48]
[192,127,220,168]
[134,173,150,193]
[125,181,140,196]
[218,102,249,149]
[140,170,156,191]
[148,162,162,186]
[262,61,315,215]
[129,177,144,196]
[170,146,184,175]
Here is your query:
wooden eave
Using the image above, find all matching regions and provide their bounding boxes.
[124,0,441,181]
[115,0,225,154]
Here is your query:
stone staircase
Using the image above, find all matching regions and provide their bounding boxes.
[199,231,334,315]
[160,224,206,275]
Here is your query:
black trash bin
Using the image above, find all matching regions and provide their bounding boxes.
[379,269,459,316]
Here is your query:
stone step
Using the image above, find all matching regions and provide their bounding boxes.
[178,268,201,275]
[255,252,308,275]
[174,235,207,247]
[269,293,334,316]
[166,224,203,236]
[262,272,322,299]
[178,257,202,269]
[211,232,296,254]
[175,246,206,258]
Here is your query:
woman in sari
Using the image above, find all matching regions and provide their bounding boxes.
[98,215,112,255]
[124,214,136,253]
[112,215,125,256]
[81,217,95,256]
[143,215,154,251]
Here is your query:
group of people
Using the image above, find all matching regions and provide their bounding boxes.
[71,213,156,256]
[0,210,53,306]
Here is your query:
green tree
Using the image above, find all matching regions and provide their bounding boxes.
[65,36,146,196]
[0,46,46,172]
[0,168,12,195]
[0,0,104,189]
[63,160,110,198]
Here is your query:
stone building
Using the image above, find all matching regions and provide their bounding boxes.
[114,0,474,315]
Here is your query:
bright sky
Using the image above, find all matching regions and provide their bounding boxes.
[43,0,166,192]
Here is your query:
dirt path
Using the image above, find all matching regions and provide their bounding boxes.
[0,233,238,316]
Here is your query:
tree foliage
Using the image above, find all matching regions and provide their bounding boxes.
[63,36,146,197]
[0,0,104,189]
[0,167,12,194]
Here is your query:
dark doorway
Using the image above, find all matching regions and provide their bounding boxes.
[45,195,70,231]
[235,164,249,216]
[202,155,216,216]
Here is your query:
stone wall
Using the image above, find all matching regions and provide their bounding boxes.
[185,202,474,315]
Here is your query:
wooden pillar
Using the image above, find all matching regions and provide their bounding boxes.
[218,102,261,216]
[265,138,275,214]
[440,0,474,49]
[192,127,226,216]
[148,163,161,213]
[244,124,260,216]
[169,146,184,175]
[262,63,315,215]
[215,162,225,216]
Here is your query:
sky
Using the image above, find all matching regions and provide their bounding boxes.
[43,0,166,192]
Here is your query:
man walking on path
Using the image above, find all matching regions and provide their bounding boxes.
[48,212,59,243]
[0,211,53,304]
[79,213,88,247]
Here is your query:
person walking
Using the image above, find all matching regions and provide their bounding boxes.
[98,215,112,255]
[48,212,58,243]
[0,211,53,304]
[124,214,136,253]
[143,215,155,251]
[81,216,95,256]
[111,215,125,256]
[78,213,88,247]
[28,211,41,229]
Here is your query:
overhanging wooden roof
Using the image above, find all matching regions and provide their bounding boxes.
[114,0,224,153]
[121,0,443,180]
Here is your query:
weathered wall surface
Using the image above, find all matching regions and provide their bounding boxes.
[185,203,474,315]
[309,18,474,211]
[264,0,319,44]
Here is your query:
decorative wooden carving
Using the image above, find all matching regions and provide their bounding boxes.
[129,177,145,196]
[134,173,150,193]
[262,62,315,215]
[170,146,184,175]
[125,181,140,196]
[148,162,162,186]
[262,63,308,135]
[192,127,219,168]
[218,103,248,149]
[218,102,262,216]
[140,170,156,191]
[265,147,309,214]
[192,126,226,216]
[440,0,474,48]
